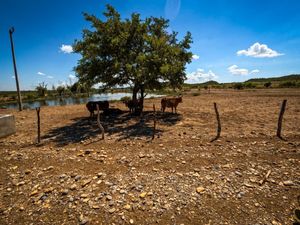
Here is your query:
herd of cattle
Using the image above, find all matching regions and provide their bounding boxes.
[86,96,183,117]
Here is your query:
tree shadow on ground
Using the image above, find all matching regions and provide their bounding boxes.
[42,110,182,146]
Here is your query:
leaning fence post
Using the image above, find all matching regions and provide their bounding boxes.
[277,99,287,140]
[36,107,41,143]
[210,102,221,142]
[152,104,157,140]
[96,105,105,140]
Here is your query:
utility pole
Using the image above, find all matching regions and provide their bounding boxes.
[9,27,23,111]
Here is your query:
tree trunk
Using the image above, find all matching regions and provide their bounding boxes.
[132,85,140,114]
[140,84,145,112]
[132,85,139,101]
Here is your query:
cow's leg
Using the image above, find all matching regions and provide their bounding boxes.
[175,106,177,114]
[172,107,174,113]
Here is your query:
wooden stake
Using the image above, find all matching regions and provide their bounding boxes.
[9,27,23,111]
[96,105,105,140]
[36,107,41,143]
[152,104,157,140]
[277,99,287,140]
[210,102,221,142]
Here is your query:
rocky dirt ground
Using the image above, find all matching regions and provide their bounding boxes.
[0,89,299,225]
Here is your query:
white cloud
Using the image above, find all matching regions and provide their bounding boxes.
[47,76,54,79]
[68,74,76,80]
[186,69,218,83]
[228,65,260,76]
[251,69,260,74]
[37,71,46,76]
[11,76,15,79]
[192,54,200,60]
[237,42,283,58]
[60,44,73,54]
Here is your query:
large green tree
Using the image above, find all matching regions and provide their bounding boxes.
[73,5,192,110]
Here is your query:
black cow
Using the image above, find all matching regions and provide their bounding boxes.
[86,101,109,117]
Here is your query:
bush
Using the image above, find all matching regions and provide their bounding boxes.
[192,92,200,96]
[264,82,272,88]
[233,83,244,90]
[120,96,131,102]
[26,93,36,100]
[244,82,256,88]
[279,81,297,88]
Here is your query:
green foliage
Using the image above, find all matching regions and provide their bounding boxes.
[73,5,193,105]
[70,81,91,94]
[36,82,48,97]
[26,93,36,100]
[244,82,256,88]
[120,96,131,102]
[233,83,244,90]
[246,74,300,83]
[56,86,66,97]
[264,82,272,88]
[279,81,297,88]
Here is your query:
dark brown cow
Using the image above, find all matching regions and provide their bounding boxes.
[86,101,109,117]
[123,99,142,113]
[161,96,182,113]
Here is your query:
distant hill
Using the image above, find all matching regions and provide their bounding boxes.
[246,74,300,83]
[184,80,219,87]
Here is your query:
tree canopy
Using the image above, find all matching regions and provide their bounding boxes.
[73,5,193,109]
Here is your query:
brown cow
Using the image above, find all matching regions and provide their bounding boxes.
[161,96,182,113]
[123,99,142,113]
[86,101,109,117]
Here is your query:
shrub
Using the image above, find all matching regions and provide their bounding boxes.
[233,83,244,90]
[279,81,297,88]
[120,96,131,102]
[264,82,272,88]
[244,82,256,88]
[26,93,36,100]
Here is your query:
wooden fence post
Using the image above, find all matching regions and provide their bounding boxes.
[36,107,41,143]
[277,99,287,140]
[96,105,105,140]
[152,104,157,140]
[210,102,221,142]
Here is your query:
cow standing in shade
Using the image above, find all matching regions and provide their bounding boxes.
[161,96,182,113]
[123,99,142,113]
[86,101,109,117]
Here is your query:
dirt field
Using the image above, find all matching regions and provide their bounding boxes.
[0,89,299,225]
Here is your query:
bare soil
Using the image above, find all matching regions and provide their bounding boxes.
[0,89,299,225]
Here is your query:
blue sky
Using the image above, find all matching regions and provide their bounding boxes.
[1,0,300,90]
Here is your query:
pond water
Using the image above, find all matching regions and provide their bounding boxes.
[1,93,164,109]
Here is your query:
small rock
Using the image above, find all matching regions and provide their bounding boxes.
[124,204,131,210]
[70,184,77,190]
[82,179,92,187]
[75,175,81,181]
[25,170,31,175]
[79,215,89,225]
[140,192,147,198]
[61,189,69,195]
[129,219,134,224]
[283,180,294,186]
[108,208,116,213]
[196,187,205,194]
[30,190,38,196]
